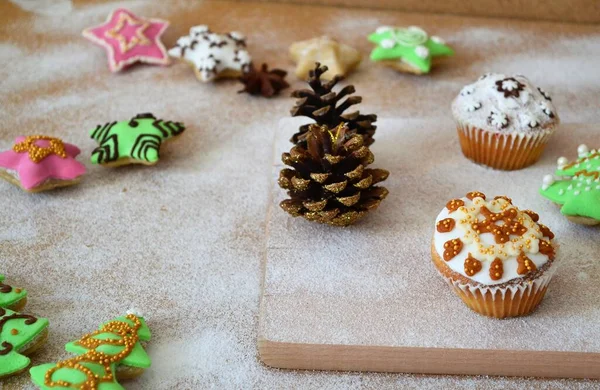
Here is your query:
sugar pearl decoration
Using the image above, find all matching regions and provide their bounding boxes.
[431,35,445,44]
[557,156,569,168]
[578,144,589,157]
[542,174,555,190]
[415,45,429,59]
[380,39,395,49]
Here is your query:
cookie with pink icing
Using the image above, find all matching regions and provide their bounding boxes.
[0,136,86,192]
[82,8,170,72]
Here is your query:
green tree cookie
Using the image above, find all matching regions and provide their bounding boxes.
[368,26,453,74]
[30,313,151,390]
[540,144,600,222]
[90,113,185,166]
[0,274,28,311]
[0,307,49,378]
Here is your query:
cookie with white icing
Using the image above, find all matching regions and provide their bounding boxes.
[168,25,251,82]
[452,73,560,170]
[432,192,558,318]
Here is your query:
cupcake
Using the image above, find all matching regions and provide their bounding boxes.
[431,192,558,318]
[452,74,559,170]
[540,144,600,226]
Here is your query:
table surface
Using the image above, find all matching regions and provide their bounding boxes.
[1,0,599,389]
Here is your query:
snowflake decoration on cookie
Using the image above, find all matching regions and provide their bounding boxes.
[537,87,552,101]
[368,26,454,74]
[495,77,525,98]
[82,8,170,72]
[168,25,252,82]
[488,111,509,129]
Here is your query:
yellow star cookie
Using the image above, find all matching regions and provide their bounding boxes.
[289,36,362,80]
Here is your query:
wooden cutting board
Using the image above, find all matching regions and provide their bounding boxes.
[258,118,600,379]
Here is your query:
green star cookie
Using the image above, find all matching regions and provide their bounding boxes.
[0,307,49,378]
[30,312,151,390]
[540,144,600,225]
[368,26,454,74]
[0,274,27,312]
[90,113,185,167]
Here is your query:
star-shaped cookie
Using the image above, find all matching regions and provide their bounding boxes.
[368,26,454,75]
[90,113,185,167]
[0,136,86,192]
[289,36,362,80]
[169,25,252,82]
[82,8,170,72]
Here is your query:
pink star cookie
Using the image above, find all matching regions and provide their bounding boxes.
[0,136,86,192]
[82,8,170,72]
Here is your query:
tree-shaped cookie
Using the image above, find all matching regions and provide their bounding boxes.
[30,312,151,389]
[0,274,28,311]
[290,62,377,146]
[0,307,49,378]
[279,123,389,226]
[540,144,600,225]
[90,113,185,167]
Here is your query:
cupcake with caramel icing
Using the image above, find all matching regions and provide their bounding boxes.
[452,73,559,170]
[431,192,558,318]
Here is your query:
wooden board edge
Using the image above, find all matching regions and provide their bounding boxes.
[257,338,600,379]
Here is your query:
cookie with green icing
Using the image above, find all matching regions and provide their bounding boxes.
[0,274,27,311]
[0,307,49,378]
[540,144,600,225]
[368,26,453,75]
[90,113,185,167]
[30,312,151,389]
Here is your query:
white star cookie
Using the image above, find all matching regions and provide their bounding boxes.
[168,25,252,82]
[289,36,362,80]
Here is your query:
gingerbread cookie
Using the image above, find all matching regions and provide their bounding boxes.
[82,8,170,72]
[0,308,49,379]
[30,312,151,389]
[90,113,185,167]
[168,25,251,82]
[540,144,600,226]
[0,136,86,192]
[368,26,453,75]
[289,36,361,80]
[0,275,27,312]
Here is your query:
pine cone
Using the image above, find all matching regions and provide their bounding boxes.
[290,62,377,146]
[278,123,389,227]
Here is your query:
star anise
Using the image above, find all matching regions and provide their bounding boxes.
[238,63,289,98]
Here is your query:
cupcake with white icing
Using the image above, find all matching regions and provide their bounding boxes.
[452,73,559,170]
[431,192,558,318]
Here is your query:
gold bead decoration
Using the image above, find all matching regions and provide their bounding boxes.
[13,135,67,163]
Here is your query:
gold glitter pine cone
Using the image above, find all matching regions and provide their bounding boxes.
[290,62,377,147]
[279,123,389,226]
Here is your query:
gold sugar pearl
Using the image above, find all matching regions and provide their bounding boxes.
[13,135,67,163]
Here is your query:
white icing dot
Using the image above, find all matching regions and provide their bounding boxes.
[431,35,445,44]
[578,144,589,156]
[558,189,565,195]
[543,174,555,185]
[574,190,581,196]
[380,39,396,49]
[585,186,592,191]
[557,156,568,168]
[567,184,573,190]
[414,45,429,59]
[376,26,393,34]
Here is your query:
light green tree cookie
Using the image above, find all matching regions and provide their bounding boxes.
[540,144,600,224]
[0,308,49,378]
[368,26,454,74]
[0,274,28,311]
[30,313,151,390]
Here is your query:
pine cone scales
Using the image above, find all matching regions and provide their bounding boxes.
[290,63,377,146]
[279,123,389,226]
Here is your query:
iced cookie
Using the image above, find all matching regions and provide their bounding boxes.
[82,8,170,72]
[368,26,453,75]
[0,275,28,312]
[168,25,251,82]
[289,36,361,80]
[540,144,600,226]
[90,113,185,167]
[0,308,49,379]
[30,312,151,389]
[432,192,557,318]
[0,136,86,192]
[452,73,559,170]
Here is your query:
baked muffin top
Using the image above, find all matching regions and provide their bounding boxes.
[452,73,559,134]
[434,192,556,286]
